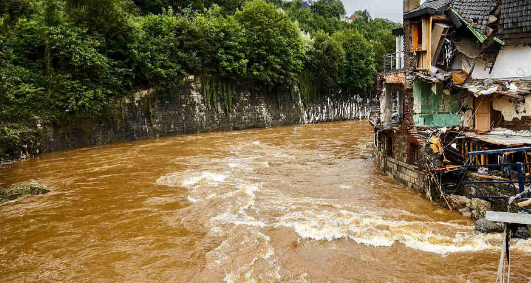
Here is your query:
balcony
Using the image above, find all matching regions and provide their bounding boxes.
[383,51,404,73]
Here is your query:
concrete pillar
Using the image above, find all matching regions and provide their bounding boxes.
[381,84,393,126]
[396,35,404,69]
[404,0,421,13]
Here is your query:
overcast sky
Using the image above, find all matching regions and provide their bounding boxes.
[342,0,426,23]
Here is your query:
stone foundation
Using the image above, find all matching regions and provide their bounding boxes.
[374,146,429,196]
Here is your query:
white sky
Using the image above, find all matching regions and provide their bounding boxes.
[342,0,427,23]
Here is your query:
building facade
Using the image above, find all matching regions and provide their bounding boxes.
[372,0,531,221]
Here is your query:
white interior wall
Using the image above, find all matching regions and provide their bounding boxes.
[454,46,531,79]
[492,94,531,121]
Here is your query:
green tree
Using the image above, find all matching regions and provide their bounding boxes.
[310,0,345,20]
[132,9,195,88]
[191,6,247,78]
[303,30,344,99]
[44,23,120,115]
[235,0,304,86]
[133,0,175,15]
[285,2,345,34]
[354,9,371,23]
[332,29,376,95]
[0,0,37,26]
[0,17,47,120]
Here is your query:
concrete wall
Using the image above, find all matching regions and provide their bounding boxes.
[26,81,370,157]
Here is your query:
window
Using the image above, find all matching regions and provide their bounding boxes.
[412,17,432,70]
[408,143,419,164]
[412,22,422,51]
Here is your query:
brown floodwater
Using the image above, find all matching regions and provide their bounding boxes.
[1,120,530,282]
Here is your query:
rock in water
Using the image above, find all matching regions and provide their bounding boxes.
[475,218,504,233]
[512,225,531,239]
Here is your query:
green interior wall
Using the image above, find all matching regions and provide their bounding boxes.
[413,79,461,128]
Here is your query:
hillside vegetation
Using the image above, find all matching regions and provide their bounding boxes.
[0,0,399,124]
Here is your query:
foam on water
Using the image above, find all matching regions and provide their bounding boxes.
[274,206,501,255]
[163,164,512,258]
[163,141,531,281]
[182,171,227,186]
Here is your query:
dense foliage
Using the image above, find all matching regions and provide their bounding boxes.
[0,0,400,122]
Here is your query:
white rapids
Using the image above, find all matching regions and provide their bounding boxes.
[156,135,530,282]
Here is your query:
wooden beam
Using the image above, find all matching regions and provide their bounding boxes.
[486,211,531,225]
[432,15,451,21]
[473,174,510,181]
[431,23,450,64]
[517,199,531,208]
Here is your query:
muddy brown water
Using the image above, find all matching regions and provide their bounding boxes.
[1,121,530,282]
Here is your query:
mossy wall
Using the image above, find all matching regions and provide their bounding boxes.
[1,80,370,161]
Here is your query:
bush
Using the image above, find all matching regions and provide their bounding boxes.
[236,0,304,86]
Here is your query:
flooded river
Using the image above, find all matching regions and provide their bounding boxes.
[1,121,531,282]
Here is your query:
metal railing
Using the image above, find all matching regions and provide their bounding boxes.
[383,51,404,72]
[460,147,531,211]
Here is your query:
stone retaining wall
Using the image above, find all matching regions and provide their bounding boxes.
[374,146,431,198]
[6,81,371,159]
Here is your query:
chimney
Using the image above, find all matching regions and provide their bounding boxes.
[404,0,421,13]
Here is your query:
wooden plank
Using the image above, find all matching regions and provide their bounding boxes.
[412,22,419,51]
[475,97,491,132]
[429,16,433,67]
[472,174,510,181]
[431,23,450,64]
[486,211,531,225]
[517,199,531,208]
[426,163,453,211]
[432,15,450,21]
[423,16,432,67]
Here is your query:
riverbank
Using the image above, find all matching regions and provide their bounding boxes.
[0,180,49,205]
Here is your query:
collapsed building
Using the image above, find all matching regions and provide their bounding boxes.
[371,0,531,232]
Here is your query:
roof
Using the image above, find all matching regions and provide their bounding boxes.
[392,27,404,36]
[500,0,531,33]
[450,0,497,35]
[405,0,531,35]
[404,0,451,20]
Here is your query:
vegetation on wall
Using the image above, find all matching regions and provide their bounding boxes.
[0,0,400,124]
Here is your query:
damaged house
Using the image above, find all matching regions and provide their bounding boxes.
[372,0,531,232]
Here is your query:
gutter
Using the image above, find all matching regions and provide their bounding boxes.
[404,7,439,20]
